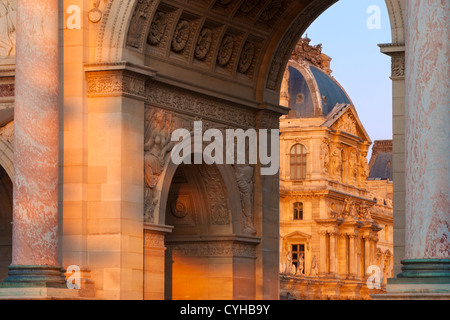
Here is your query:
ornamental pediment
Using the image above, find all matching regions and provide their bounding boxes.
[324,104,371,143]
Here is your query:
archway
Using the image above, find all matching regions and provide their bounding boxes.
[163,163,258,300]
[82,0,405,299]
[0,165,13,282]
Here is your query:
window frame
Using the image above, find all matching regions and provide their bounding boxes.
[293,202,304,220]
[290,143,307,180]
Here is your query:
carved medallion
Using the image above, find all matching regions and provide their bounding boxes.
[170,199,189,219]
[148,11,167,45]
[239,0,260,14]
[89,8,103,23]
[195,28,212,60]
[217,35,234,66]
[260,0,283,21]
[172,20,190,53]
[238,42,254,73]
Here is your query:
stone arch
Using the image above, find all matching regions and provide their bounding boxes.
[156,150,249,236]
[95,0,405,101]
[95,0,404,102]
[0,133,13,182]
[384,0,405,44]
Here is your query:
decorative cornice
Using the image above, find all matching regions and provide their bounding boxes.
[166,241,257,258]
[85,61,157,100]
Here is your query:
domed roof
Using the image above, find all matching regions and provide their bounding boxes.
[281,38,353,118]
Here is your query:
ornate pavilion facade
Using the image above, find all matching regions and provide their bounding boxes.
[278,38,393,300]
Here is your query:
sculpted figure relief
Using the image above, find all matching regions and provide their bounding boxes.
[320,139,329,174]
[348,148,358,182]
[330,146,341,181]
[337,112,358,136]
[310,256,319,276]
[148,11,167,45]
[234,164,257,235]
[144,109,179,222]
[359,152,370,183]
[0,0,15,56]
[297,253,304,275]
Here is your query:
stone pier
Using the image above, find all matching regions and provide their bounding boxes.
[0,0,65,290]
[373,0,450,300]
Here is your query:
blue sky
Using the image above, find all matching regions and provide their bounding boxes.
[303,0,393,148]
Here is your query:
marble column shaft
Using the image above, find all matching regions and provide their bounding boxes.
[12,0,60,266]
[405,0,449,261]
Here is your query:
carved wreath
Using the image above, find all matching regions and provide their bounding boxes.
[148,11,167,46]
[170,199,189,219]
[172,20,190,53]
[195,28,212,60]
[239,0,260,14]
[260,0,283,21]
[238,42,255,73]
[217,35,234,66]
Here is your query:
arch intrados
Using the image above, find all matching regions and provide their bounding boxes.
[96,0,402,101]
[157,151,242,235]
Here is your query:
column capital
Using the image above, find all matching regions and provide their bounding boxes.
[85,61,157,100]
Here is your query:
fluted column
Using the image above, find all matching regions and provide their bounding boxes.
[401,0,450,279]
[2,0,64,287]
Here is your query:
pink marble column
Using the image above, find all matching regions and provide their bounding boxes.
[403,0,449,274]
[11,0,60,268]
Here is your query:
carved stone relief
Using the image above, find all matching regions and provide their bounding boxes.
[0,119,13,143]
[171,20,190,53]
[168,193,197,226]
[359,151,369,183]
[320,139,329,174]
[194,27,212,60]
[391,52,405,78]
[86,69,147,99]
[144,232,165,249]
[238,42,254,74]
[259,0,283,22]
[127,0,156,49]
[348,148,358,183]
[168,241,256,258]
[197,164,230,226]
[335,112,358,136]
[238,0,260,14]
[88,0,106,24]
[144,108,184,222]
[145,80,256,128]
[0,0,15,57]
[217,34,234,67]
[148,11,167,45]
[330,145,342,181]
[233,164,256,234]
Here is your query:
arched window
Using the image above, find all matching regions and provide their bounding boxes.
[290,144,307,180]
[293,202,303,220]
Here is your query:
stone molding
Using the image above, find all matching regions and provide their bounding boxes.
[85,61,157,100]
[266,0,337,90]
[166,240,257,258]
[379,43,405,80]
